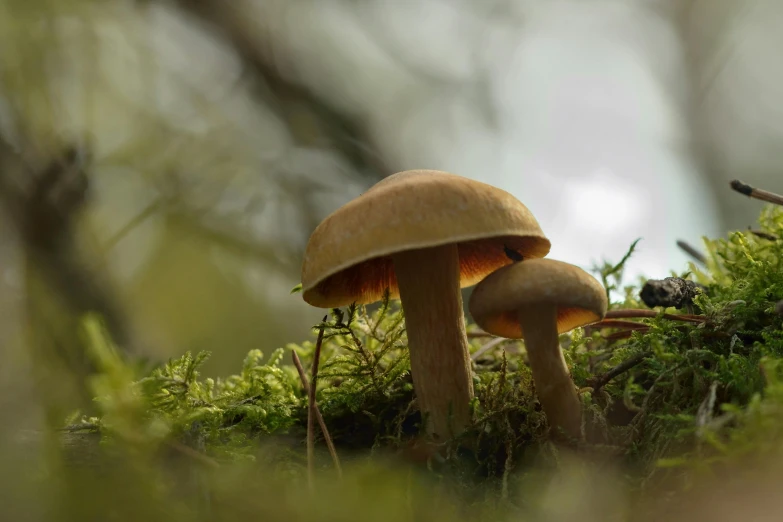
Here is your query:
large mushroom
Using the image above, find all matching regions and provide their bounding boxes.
[468,259,607,440]
[301,170,550,440]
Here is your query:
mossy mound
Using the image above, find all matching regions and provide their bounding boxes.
[24,206,783,521]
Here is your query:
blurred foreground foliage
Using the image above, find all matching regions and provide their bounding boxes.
[5,206,783,522]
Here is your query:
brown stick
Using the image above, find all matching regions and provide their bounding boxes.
[591,319,651,330]
[291,348,342,478]
[603,309,706,323]
[730,180,783,207]
[306,316,328,490]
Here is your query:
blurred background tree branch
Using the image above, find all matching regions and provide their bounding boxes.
[0,0,781,437]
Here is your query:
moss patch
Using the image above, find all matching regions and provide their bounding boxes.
[23,206,783,521]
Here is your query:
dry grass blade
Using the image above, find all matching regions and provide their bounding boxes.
[291,348,342,478]
[471,337,509,361]
[676,240,707,265]
[306,316,328,490]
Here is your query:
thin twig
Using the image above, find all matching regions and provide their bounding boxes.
[587,351,651,391]
[591,319,651,330]
[101,199,161,253]
[291,349,342,478]
[467,331,495,339]
[603,329,648,341]
[471,337,509,360]
[748,228,779,241]
[676,239,707,265]
[603,309,706,323]
[730,179,783,206]
[307,316,328,490]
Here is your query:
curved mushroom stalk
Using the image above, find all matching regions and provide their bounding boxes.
[393,244,473,440]
[518,304,581,439]
[468,259,608,442]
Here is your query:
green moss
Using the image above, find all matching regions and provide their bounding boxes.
[28,206,783,520]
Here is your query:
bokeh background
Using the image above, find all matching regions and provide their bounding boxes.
[0,0,782,431]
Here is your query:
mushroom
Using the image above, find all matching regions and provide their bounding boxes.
[468,258,607,440]
[301,170,550,439]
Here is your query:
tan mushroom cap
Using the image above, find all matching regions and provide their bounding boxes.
[301,169,551,308]
[469,258,608,339]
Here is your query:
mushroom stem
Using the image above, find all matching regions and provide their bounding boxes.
[392,244,474,440]
[517,304,582,440]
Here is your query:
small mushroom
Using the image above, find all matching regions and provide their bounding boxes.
[301,170,550,439]
[468,258,607,440]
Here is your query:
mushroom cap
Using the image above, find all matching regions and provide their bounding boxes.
[301,169,551,307]
[469,258,608,338]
